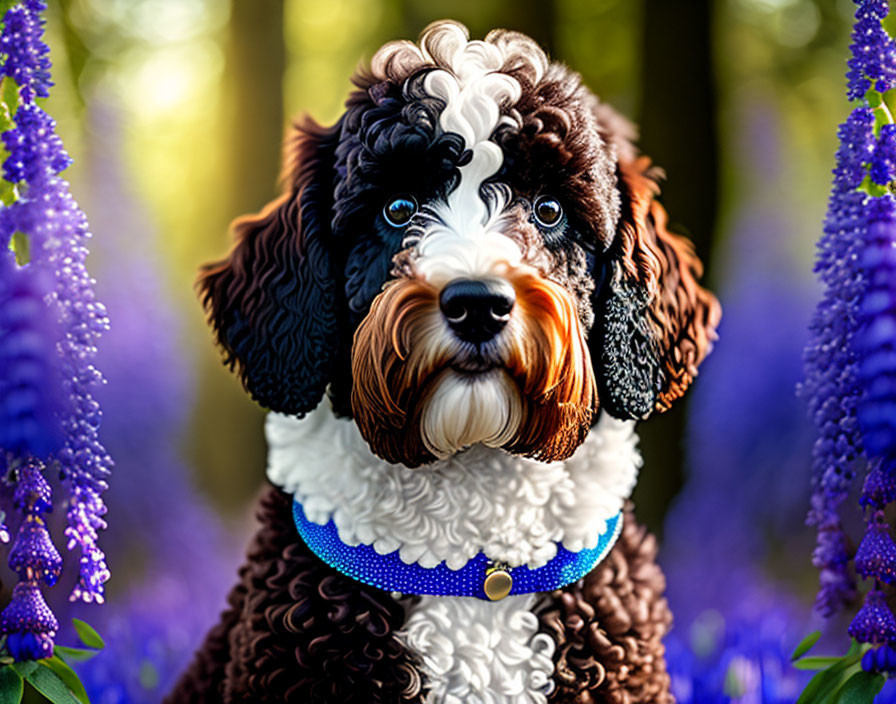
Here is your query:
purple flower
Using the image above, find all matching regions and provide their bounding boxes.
[802,0,896,628]
[9,519,62,587]
[847,0,896,100]
[0,582,57,660]
[0,0,113,658]
[849,587,896,644]
[854,196,896,459]
[802,186,867,614]
[0,255,65,459]
[871,124,896,185]
[832,108,874,190]
[855,510,896,584]
[863,643,896,673]
[0,1,51,102]
[861,459,896,507]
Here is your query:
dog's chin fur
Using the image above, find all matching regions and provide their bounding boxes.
[420,369,521,459]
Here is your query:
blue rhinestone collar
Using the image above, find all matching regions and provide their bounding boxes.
[293,500,623,601]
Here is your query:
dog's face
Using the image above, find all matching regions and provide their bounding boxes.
[200,22,720,468]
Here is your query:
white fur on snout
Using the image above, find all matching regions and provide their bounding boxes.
[420,369,521,458]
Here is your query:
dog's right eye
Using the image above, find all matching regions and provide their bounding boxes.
[383,196,418,227]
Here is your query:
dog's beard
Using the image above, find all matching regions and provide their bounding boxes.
[421,369,521,459]
[351,271,597,467]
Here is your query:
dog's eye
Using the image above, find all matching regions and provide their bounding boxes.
[533,196,564,229]
[383,196,418,227]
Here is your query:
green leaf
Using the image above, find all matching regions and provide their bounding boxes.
[23,665,81,704]
[53,646,99,664]
[0,666,23,704]
[833,670,886,704]
[791,631,822,661]
[0,76,17,132]
[794,656,844,671]
[10,232,28,265]
[795,654,865,704]
[70,620,104,651]
[39,658,89,704]
[10,663,36,680]
[797,667,850,704]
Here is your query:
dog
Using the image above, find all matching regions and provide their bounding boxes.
[167,21,720,704]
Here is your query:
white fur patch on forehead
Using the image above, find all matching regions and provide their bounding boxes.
[370,20,547,90]
[371,22,552,285]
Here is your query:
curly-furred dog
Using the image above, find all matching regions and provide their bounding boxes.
[167,21,720,704]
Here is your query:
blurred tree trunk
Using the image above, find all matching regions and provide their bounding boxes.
[190,1,287,513]
[632,0,719,535]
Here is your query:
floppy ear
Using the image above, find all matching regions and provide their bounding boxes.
[592,155,721,420]
[198,118,342,416]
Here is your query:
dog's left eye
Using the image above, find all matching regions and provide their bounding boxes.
[533,196,564,229]
[383,196,418,227]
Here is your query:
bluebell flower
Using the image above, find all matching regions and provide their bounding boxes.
[803,0,896,631]
[849,587,896,644]
[0,0,113,657]
[871,124,896,185]
[0,582,57,660]
[847,0,896,100]
[854,510,896,584]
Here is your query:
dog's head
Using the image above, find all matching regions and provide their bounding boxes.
[200,21,720,468]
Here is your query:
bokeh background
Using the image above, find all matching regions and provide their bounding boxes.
[22,0,878,700]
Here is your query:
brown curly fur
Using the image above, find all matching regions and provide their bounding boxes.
[164,486,425,704]
[169,492,673,703]
[540,505,674,704]
[615,157,721,412]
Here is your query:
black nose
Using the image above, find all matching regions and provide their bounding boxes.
[439,278,516,344]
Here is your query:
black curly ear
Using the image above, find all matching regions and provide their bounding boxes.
[592,155,721,420]
[198,118,342,415]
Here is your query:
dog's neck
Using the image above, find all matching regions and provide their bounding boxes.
[266,402,640,570]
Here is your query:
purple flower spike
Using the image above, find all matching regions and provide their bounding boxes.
[847,0,896,100]
[0,0,112,612]
[9,518,62,587]
[872,124,896,185]
[854,197,896,459]
[848,587,896,644]
[855,511,896,583]
[813,521,857,616]
[0,1,50,102]
[0,581,57,660]
[0,259,66,458]
[803,0,896,622]
[13,459,52,515]
[833,108,875,190]
[861,459,896,507]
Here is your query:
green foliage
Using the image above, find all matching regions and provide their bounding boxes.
[792,630,823,661]
[68,622,102,652]
[0,668,22,704]
[793,632,885,704]
[38,659,88,704]
[20,666,81,704]
[836,671,887,704]
[10,232,29,265]
[0,620,103,704]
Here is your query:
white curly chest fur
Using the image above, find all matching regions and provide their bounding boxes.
[265,403,640,703]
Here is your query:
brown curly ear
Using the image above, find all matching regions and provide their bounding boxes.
[593,155,720,419]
